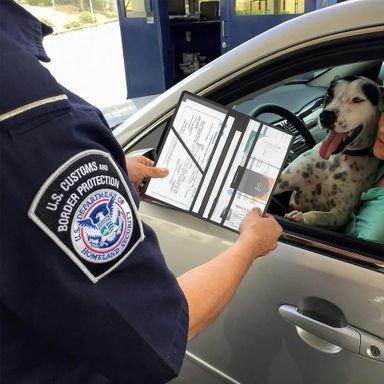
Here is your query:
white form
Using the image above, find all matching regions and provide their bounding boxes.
[192,115,234,213]
[173,97,225,169]
[145,96,226,210]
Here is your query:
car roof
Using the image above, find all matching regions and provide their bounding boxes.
[115,0,384,146]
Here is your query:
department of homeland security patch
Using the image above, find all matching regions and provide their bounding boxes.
[28,150,144,283]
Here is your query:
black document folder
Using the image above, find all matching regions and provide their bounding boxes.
[144,92,294,232]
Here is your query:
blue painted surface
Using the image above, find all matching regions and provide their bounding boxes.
[117,0,335,97]
[117,0,172,97]
[220,0,319,54]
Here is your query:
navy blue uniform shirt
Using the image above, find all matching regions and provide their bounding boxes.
[0,1,188,382]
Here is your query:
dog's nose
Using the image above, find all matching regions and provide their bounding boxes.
[319,110,337,127]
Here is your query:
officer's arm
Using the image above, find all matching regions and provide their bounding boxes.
[177,208,282,340]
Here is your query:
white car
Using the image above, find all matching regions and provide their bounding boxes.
[114,1,384,383]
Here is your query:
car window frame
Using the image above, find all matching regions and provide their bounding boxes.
[125,29,384,271]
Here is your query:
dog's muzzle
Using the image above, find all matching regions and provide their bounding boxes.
[319,110,337,129]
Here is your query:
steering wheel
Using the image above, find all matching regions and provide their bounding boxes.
[251,104,316,149]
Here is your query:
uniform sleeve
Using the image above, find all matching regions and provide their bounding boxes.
[0,34,188,383]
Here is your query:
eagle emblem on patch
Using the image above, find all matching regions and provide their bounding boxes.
[72,190,134,264]
[29,150,144,283]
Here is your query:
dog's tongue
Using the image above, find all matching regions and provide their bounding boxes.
[319,131,348,159]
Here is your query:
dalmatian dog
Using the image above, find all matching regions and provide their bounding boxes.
[274,76,383,228]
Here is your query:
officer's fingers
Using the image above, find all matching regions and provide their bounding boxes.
[126,155,154,167]
[243,207,262,221]
[138,156,154,166]
[142,165,169,179]
[251,207,262,216]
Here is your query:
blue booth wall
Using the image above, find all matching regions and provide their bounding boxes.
[117,0,337,98]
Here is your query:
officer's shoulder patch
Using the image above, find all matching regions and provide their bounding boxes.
[28,150,145,283]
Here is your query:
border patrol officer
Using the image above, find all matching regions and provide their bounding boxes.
[0,1,282,382]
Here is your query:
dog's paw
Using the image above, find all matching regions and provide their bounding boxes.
[284,210,304,223]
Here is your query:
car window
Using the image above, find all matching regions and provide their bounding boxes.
[289,68,331,82]
[125,54,384,264]
[225,60,383,248]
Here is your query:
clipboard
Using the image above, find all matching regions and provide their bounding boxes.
[143,91,294,232]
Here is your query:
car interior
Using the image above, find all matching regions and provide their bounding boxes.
[125,35,384,267]
[227,59,384,265]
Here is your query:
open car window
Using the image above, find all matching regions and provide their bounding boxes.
[231,62,384,264]
[124,33,384,269]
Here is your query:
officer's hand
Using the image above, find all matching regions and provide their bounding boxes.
[125,155,169,191]
[237,208,282,259]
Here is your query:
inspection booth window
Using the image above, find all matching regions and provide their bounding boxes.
[124,0,153,17]
[168,1,206,15]
[236,0,305,15]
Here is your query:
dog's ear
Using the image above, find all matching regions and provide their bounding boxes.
[330,75,341,87]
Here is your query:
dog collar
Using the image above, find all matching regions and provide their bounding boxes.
[343,147,372,156]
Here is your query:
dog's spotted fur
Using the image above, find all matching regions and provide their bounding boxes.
[274,76,383,227]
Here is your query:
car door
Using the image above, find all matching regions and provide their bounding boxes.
[118,25,384,384]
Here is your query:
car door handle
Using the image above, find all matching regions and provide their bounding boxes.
[279,304,384,362]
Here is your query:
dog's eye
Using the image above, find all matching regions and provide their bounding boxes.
[352,97,364,104]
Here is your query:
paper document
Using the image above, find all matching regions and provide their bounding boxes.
[144,92,293,232]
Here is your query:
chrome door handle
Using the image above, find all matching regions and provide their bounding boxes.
[279,304,384,362]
